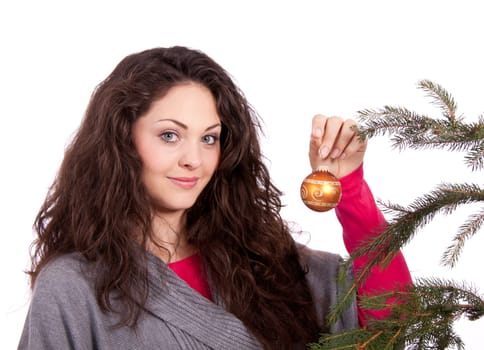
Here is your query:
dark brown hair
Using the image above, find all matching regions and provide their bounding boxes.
[29,46,319,348]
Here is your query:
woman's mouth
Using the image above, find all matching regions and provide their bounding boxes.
[168,177,199,189]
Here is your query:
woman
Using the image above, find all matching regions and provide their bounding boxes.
[19,46,411,349]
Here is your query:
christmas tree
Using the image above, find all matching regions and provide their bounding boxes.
[310,80,484,349]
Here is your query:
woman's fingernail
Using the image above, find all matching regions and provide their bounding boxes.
[330,148,340,158]
[313,128,322,137]
[319,146,329,158]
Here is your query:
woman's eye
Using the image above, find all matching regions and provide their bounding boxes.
[202,135,219,145]
[160,131,178,143]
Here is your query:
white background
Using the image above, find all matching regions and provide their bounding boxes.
[1,1,483,348]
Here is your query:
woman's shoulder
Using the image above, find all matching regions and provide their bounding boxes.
[33,253,95,298]
[296,244,346,296]
[297,243,342,273]
[296,243,358,331]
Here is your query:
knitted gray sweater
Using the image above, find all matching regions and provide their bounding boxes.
[18,246,357,349]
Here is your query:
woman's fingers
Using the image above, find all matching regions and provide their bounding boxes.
[318,116,344,158]
[311,115,356,159]
[310,114,327,154]
[309,114,367,177]
[332,119,359,159]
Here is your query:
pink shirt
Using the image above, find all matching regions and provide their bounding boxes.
[336,164,412,325]
[169,164,412,326]
[168,254,213,301]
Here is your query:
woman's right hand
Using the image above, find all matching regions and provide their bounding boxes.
[308,114,367,178]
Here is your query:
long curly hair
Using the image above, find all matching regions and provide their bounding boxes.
[29,46,320,348]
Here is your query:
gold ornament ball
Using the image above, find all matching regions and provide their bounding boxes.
[300,170,342,212]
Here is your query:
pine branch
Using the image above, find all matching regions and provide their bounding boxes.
[411,277,484,322]
[396,278,483,348]
[357,106,435,140]
[441,208,484,267]
[357,83,484,171]
[347,183,484,275]
[328,263,359,327]
[465,117,484,170]
[310,326,405,350]
[316,279,484,349]
[418,79,458,123]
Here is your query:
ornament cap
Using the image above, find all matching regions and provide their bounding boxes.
[315,165,330,172]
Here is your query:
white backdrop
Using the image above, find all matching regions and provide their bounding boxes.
[1,1,483,348]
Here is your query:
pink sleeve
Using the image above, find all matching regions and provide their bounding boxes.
[335,164,412,326]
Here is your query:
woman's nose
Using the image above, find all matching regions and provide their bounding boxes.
[178,141,202,169]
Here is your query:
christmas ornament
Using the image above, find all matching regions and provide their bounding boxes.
[300,167,342,212]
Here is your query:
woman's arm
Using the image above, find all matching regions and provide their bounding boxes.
[307,114,411,325]
[336,164,412,325]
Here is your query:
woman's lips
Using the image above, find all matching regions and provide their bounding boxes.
[169,177,199,189]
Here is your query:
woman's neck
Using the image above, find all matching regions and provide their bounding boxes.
[147,211,196,263]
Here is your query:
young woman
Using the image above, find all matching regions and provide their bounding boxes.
[18,46,411,349]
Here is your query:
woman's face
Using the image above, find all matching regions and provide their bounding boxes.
[132,82,222,216]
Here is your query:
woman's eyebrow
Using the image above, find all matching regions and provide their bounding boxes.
[156,118,221,131]
[205,123,222,131]
[156,118,188,129]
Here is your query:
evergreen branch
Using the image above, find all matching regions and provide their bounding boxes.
[357,106,434,140]
[350,183,483,266]
[441,208,484,267]
[389,125,483,152]
[357,84,484,171]
[310,327,404,350]
[465,139,484,171]
[466,115,484,170]
[410,277,484,322]
[328,261,368,327]
[418,79,458,123]
[358,108,484,170]
[315,279,483,350]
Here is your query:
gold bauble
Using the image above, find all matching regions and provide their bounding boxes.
[300,169,342,212]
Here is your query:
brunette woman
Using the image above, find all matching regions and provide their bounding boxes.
[19,46,411,350]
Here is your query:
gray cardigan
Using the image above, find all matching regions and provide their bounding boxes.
[18,246,357,349]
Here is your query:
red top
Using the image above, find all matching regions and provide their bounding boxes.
[336,164,412,325]
[168,254,213,301]
[168,164,412,325]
